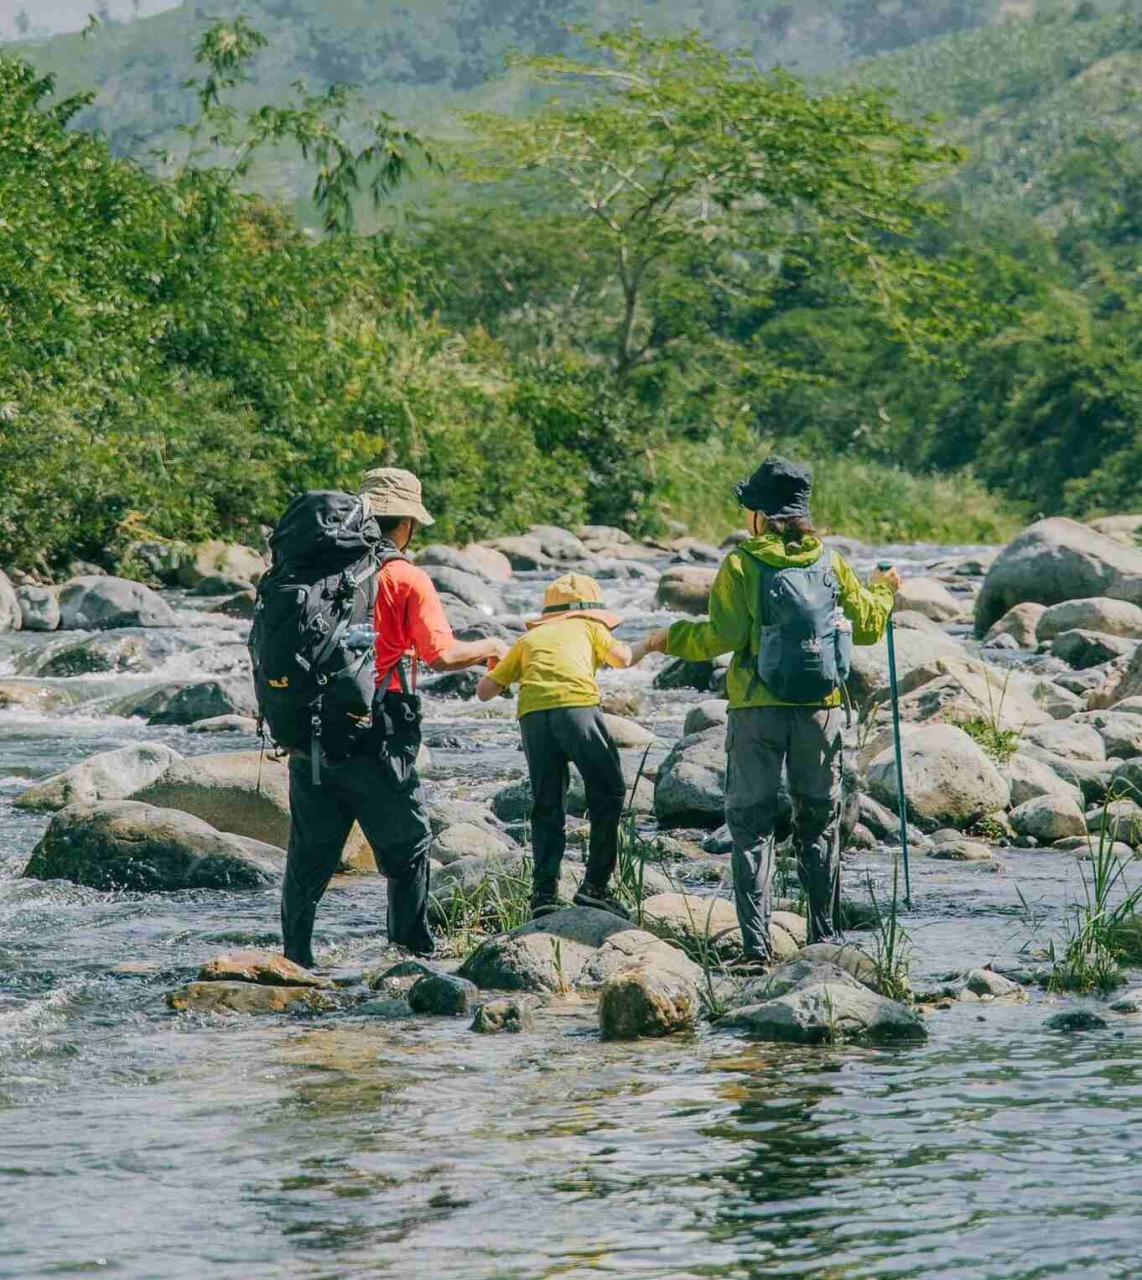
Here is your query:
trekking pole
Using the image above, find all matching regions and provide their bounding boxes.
[877,561,912,909]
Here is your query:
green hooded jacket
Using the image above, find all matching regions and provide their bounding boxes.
[665,533,895,710]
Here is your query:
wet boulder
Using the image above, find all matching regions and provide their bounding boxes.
[867,724,1010,831]
[719,966,925,1044]
[187,714,258,734]
[683,699,728,736]
[1038,597,1142,642]
[847,630,968,710]
[0,570,21,631]
[603,713,656,749]
[983,602,1046,649]
[654,729,726,828]
[167,982,338,1016]
[420,565,504,616]
[19,631,163,678]
[894,576,968,623]
[1009,794,1087,843]
[458,907,700,997]
[962,968,1025,999]
[975,518,1142,634]
[527,524,591,562]
[639,892,805,961]
[480,535,555,572]
[655,566,716,615]
[15,743,183,812]
[653,657,717,692]
[927,837,993,862]
[57,576,176,630]
[1050,629,1137,670]
[132,751,291,846]
[460,544,514,583]
[177,541,267,589]
[598,960,700,1039]
[1076,710,1142,759]
[417,544,508,585]
[408,972,479,1016]
[430,821,518,866]
[198,950,333,988]
[192,573,255,596]
[146,678,257,725]
[1024,720,1106,762]
[0,681,71,713]
[15,585,58,631]
[24,800,281,891]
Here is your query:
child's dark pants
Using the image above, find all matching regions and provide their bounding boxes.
[519,706,626,901]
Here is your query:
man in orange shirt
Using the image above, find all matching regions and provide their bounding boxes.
[281,469,507,967]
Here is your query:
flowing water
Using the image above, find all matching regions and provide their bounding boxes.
[2,545,1140,1279]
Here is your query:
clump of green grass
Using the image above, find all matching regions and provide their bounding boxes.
[430,859,533,955]
[960,717,1022,764]
[865,862,913,1003]
[1046,805,1142,995]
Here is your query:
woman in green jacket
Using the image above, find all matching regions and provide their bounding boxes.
[642,457,901,970]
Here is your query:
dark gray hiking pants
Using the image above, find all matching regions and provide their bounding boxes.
[281,751,433,967]
[724,706,844,961]
[520,706,626,903]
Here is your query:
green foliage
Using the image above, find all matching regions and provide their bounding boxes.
[960,719,1022,765]
[1046,811,1142,995]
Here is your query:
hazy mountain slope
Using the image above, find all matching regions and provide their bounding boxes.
[10,0,1005,157]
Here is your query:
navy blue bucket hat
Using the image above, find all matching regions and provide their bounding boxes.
[734,456,813,519]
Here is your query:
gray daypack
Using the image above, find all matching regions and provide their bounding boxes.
[756,557,853,704]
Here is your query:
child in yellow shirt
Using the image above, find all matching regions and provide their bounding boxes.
[477,574,635,918]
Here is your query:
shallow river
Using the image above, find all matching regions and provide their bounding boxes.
[2,545,1140,1279]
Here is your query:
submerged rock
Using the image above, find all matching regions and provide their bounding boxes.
[58,575,176,630]
[15,743,183,812]
[167,981,337,1015]
[408,972,479,1016]
[24,800,281,891]
[598,961,700,1039]
[471,995,538,1034]
[1044,1009,1108,1033]
[963,968,1025,999]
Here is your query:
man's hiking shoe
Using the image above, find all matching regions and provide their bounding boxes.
[572,887,631,920]
[531,897,572,920]
[727,956,772,978]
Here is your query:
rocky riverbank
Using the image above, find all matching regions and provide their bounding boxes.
[6,515,1142,1046]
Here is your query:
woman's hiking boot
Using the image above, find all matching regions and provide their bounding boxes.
[572,884,631,920]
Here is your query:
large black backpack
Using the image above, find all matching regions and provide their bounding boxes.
[249,491,403,765]
[756,558,854,704]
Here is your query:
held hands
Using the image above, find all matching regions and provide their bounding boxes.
[630,628,671,666]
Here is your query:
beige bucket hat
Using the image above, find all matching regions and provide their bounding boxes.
[359,467,435,527]
[527,573,621,631]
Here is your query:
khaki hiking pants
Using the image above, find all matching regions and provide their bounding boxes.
[724,706,844,962]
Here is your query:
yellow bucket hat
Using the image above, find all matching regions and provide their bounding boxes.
[527,573,621,631]
[359,467,435,526]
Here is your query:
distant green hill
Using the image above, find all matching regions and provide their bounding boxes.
[850,4,1142,220]
[11,0,1008,160]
